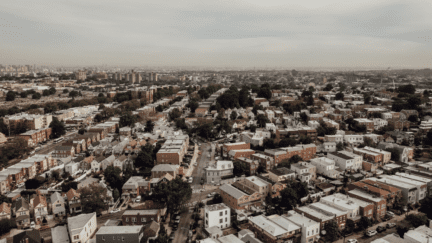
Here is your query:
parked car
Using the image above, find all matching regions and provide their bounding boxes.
[135,196,141,203]
[386,223,396,228]
[188,177,193,183]
[347,239,358,243]
[386,211,395,217]
[110,208,120,214]
[376,226,386,233]
[365,230,377,237]
[207,194,212,198]
[30,221,35,229]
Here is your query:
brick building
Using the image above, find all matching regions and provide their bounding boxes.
[18,128,52,147]
[222,142,250,158]
[122,210,161,225]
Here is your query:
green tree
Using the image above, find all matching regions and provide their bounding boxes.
[63,89,69,93]
[78,128,86,135]
[94,114,103,123]
[169,108,181,121]
[6,91,15,101]
[43,90,50,96]
[104,166,123,191]
[336,142,345,151]
[335,92,344,100]
[144,120,155,133]
[135,151,154,169]
[113,188,120,202]
[357,216,371,231]
[324,220,340,242]
[0,219,13,235]
[61,181,78,192]
[396,226,409,238]
[230,111,237,120]
[152,178,192,213]
[79,184,112,215]
[69,90,79,98]
[323,84,333,91]
[419,195,432,219]
[233,161,249,177]
[32,92,42,99]
[345,219,355,234]
[256,114,269,127]
[49,117,66,139]
[189,100,199,113]
[119,112,136,128]
[408,115,418,123]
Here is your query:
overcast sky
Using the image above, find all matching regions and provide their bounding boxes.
[1,0,432,69]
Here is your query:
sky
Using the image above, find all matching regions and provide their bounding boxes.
[1,0,432,69]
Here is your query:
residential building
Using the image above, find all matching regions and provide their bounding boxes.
[247,215,301,243]
[236,157,259,175]
[67,212,97,243]
[204,203,231,229]
[268,167,296,183]
[347,189,386,219]
[228,149,255,160]
[122,177,151,198]
[12,230,41,243]
[291,162,316,183]
[310,157,341,179]
[96,226,144,243]
[327,151,362,171]
[51,225,70,243]
[66,188,82,214]
[219,184,263,210]
[14,197,30,228]
[250,154,274,171]
[151,164,179,179]
[0,202,11,220]
[32,193,48,223]
[51,191,66,217]
[122,210,161,225]
[204,161,234,184]
[222,142,250,158]
[285,211,320,243]
[264,144,317,165]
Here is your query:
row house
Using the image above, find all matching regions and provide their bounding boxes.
[324,135,344,143]
[53,145,75,158]
[276,127,317,142]
[353,147,383,164]
[50,191,66,217]
[372,118,388,130]
[359,146,391,164]
[290,162,317,184]
[219,184,263,210]
[250,153,274,171]
[329,113,343,122]
[5,113,52,130]
[377,142,413,163]
[264,144,317,165]
[388,119,410,131]
[122,210,161,225]
[95,226,145,243]
[344,135,364,146]
[353,118,374,132]
[320,193,374,221]
[204,161,234,184]
[375,175,428,204]
[88,127,108,140]
[268,167,296,183]
[222,142,250,158]
[9,161,37,180]
[295,202,346,230]
[348,180,401,207]
[327,151,362,172]
[285,211,321,243]
[18,127,52,147]
[236,157,259,176]
[62,138,86,153]
[66,188,82,214]
[247,215,301,243]
[228,149,255,160]
[395,172,432,195]
[0,168,25,188]
[347,189,387,220]
[156,135,189,165]
[310,157,341,179]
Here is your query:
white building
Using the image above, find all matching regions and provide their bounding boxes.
[204,203,231,229]
[327,151,362,171]
[320,193,360,220]
[310,157,340,179]
[323,142,337,152]
[372,118,388,130]
[67,212,97,243]
[308,120,320,129]
[285,211,320,243]
[344,135,364,146]
[381,113,393,120]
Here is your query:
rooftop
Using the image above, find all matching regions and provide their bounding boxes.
[96,226,143,235]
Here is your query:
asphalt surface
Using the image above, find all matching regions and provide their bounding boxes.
[36,131,78,154]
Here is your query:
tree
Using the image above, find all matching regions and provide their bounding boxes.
[144,120,155,133]
[256,114,269,127]
[169,108,182,121]
[357,216,371,231]
[387,147,401,161]
[68,90,79,98]
[49,117,66,139]
[396,226,409,238]
[94,114,103,123]
[397,84,416,94]
[405,214,429,228]
[61,181,78,192]
[230,111,237,121]
[212,194,223,204]
[78,128,86,135]
[20,92,28,98]
[323,84,333,91]
[104,166,123,191]
[336,142,345,151]
[419,195,432,219]
[233,161,248,177]
[257,87,272,99]
[32,93,41,99]
[42,90,50,96]
[79,184,112,215]
[135,151,154,169]
[63,89,69,94]
[189,100,199,113]
[279,137,298,147]
[51,170,61,181]
[6,91,15,101]
[335,92,344,100]
[408,115,418,123]
[119,112,136,128]
[152,178,192,213]
[324,220,340,242]
[345,219,355,234]
[25,177,45,189]
[0,219,13,235]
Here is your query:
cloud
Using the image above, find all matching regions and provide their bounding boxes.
[0,0,431,68]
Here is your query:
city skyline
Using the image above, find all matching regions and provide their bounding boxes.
[1,0,432,69]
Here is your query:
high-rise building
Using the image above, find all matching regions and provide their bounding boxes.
[114,72,122,81]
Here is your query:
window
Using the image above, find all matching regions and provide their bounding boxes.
[220,219,223,223]
[225,218,227,222]
[141,218,146,222]
[126,218,129,222]
[220,212,223,216]
[132,217,137,222]
[225,210,227,215]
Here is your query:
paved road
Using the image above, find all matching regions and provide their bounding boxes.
[37,131,77,155]
[191,143,212,190]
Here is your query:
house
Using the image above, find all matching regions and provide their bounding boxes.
[53,146,75,158]
[347,189,387,220]
[77,177,99,190]
[12,230,41,243]
[285,211,320,243]
[122,176,151,198]
[66,188,82,214]
[122,210,161,225]
[290,162,317,184]
[377,142,413,163]
[222,142,250,158]
[151,164,179,179]
[100,155,116,171]
[268,167,296,183]
[14,197,30,228]
[327,151,362,172]
[296,202,348,229]
[114,155,129,170]
[0,202,11,220]
[323,142,337,152]
[143,221,159,241]
[95,226,144,243]
[204,203,231,229]
[250,154,274,171]
[204,161,234,184]
[51,191,66,217]
[235,157,259,176]
[32,193,48,223]
[228,149,255,160]
[310,157,341,179]
[67,212,97,243]
[219,184,263,210]
[51,225,70,243]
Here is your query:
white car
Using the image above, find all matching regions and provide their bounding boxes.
[110,209,120,214]
[188,177,193,183]
[17,183,25,188]
[366,230,377,237]
[135,196,142,203]
[30,221,35,229]
[347,239,357,243]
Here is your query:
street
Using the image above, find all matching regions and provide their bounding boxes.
[37,131,77,155]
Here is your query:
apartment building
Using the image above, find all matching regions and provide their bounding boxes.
[377,175,427,204]
[247,215,301,243]
[347,189,386,220]
[264,144,317,165]
[296,202,347,229]
[204,203,231,229]
[156,135,189,165]
[222,142,250,158]
[122,210,161,225]
[327,151,362,171]
[236,157,259,175]
[324,135,344,143]
[204,161,234,184]
[361,147,391,164]
[250,153,274,171]
[228,149,255,160]
[4,113,52,130]
[344,135,364,146]
[18,128,52,147]
[353,118,374,132]
[53,146,75,158]
[291,162,316,183]
[219,184,263,210]
[67,212,97,243]
[285,211,320,243]
[349,180,401,206]
[268,167,296,183]
[395,173,432,194]
[96,226,144,243]
[310,157,341,179]
[353,147,383,163]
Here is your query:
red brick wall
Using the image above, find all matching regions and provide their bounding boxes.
[156,153,180,165]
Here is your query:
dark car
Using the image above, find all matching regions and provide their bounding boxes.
[376,226,386,233]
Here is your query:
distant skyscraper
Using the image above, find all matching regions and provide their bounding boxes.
[114,72,122,81]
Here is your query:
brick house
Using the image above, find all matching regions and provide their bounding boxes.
[347,188,387,220]
[228,149,255,160]
[236,157,259,175]
[53,146,75,158]
[219,184,263,210]
[18,128,52,147]
[247,215,301,243]
[222,142,250,158]
[121,210,161,225]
